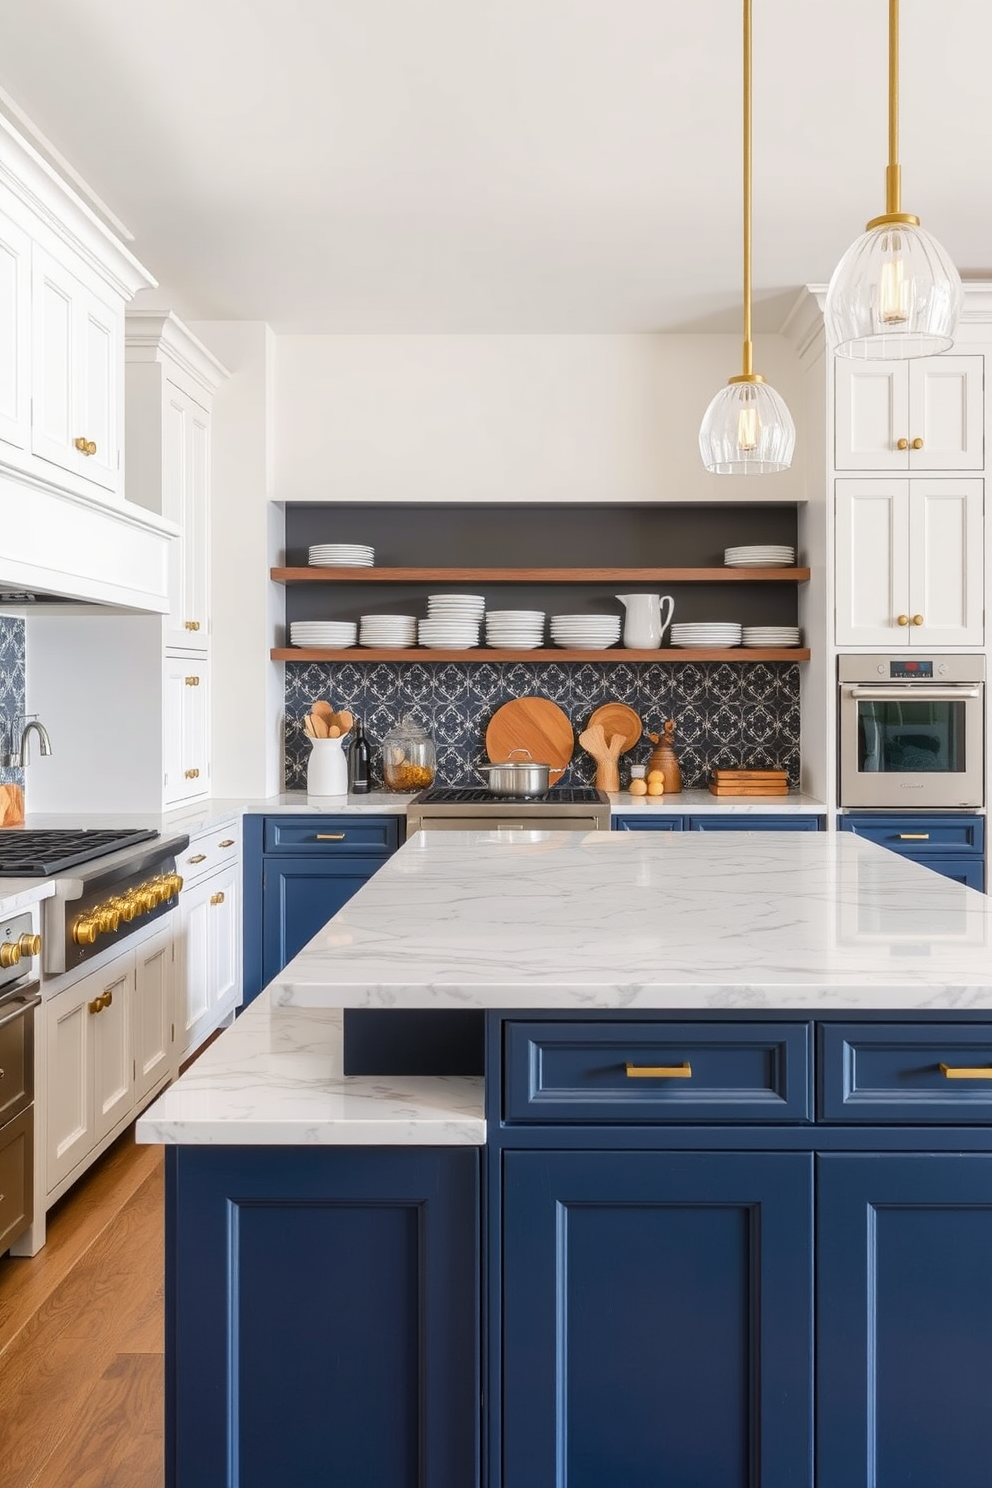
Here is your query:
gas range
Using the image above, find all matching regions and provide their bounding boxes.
[406,785,610,834]
[0,827,192,977]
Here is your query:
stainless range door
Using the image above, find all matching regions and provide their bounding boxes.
[839,655,985,808]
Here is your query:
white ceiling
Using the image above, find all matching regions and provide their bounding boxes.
[0,0,988,333]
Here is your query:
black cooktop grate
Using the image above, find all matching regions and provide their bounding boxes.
[0,827,160,876]
[416,787,605,806]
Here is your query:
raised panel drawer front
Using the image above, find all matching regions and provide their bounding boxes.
[821,1023,992,1123]
[263,816,400,854]
[504,1020,812,1123]
[686,814,821,832]
[612,814,684,831]
[838,813,985,855]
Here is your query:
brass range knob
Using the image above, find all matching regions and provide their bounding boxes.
[0,941,20,968]
[110,894,137,923]
[72,915,100,946]
[17,933,41,958]
[897,614,910,626]
[95,904,121,934]
[897,437,909,450]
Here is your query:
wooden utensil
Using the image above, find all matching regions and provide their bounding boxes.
[587,702,642,755]
[578,722,624,793]
[485,698,574,786]
[302,715,317,739]
[0,785,24,826]
[311,701,335,724]
[310,712,330,738]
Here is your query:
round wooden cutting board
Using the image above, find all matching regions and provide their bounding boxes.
[587,702,642,755]
[485,698,574,785]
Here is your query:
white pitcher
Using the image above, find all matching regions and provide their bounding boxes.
[616,593,675,649]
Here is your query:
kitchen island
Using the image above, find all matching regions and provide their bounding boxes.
[141,830,992,1488]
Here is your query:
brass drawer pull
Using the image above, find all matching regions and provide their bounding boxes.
[939,1064,992,1080]
[88,991,113,1015]
[210,891,225,906]
[316,834,346,841]
[218,839,235,848]
[187,854,207,864]
[625,1062,693,1079]
[898,833,930,841]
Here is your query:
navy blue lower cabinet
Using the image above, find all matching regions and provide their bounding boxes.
[817,1154,992,1488]
[686,814,822,832]
[260,854,387,990]
[612,814,684,831]
[167,1145,479,1488]
[839,813,986,891]
[914,853,985,890]
[501,1149,813,1488]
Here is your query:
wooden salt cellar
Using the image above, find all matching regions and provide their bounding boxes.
[646,720,682,794]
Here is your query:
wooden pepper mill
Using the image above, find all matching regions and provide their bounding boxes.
[646,719,682,794]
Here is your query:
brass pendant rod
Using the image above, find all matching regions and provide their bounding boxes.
[885,0,902,216]
[741,0,753,377]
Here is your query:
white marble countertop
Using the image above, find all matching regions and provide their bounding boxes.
[606,789,824,815]
[136,990,485,1146]
[270,829,992,1012]
[0,879,57,917]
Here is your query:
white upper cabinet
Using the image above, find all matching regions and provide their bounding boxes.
[0,209,31,456]
[836,478,984,647]
[835,356,984,472]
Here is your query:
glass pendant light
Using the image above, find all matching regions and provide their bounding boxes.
[699,0,795,475]
[825,0,961,359]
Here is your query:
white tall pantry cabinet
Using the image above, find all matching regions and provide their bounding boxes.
[125,312,228,806]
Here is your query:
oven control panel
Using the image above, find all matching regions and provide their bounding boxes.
[888,659,934,678]
[71,873,183,948]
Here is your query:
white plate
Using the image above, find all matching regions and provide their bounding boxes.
[485,611,545,620]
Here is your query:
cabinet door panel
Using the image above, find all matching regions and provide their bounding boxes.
[0,211,31,454]
[179,877,212,1059]
[161,385,187,647]
[187,402,209,641]
[206,860,240,1018]
[78,291,119,492]
[134,926,173,1101]
[92,962,132,1144]
[909,479,983,645]
[686,814,821,832]
[261,857,387,990]
[31,248,76,473]
[910,355,984,470]
[835,479,910,645]
[46,985,91,1190]
[612,814,684,831]
[502,1150,813,1488]
[818,1154,992,1488]
[835,361,909,470]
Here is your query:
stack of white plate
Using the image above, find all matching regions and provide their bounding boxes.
[309,544,375,567]
[742,626,802,648]
[359,614,417,647]
[289,621,357,649]
[417,618,480,650]
[485,610,546,649]
[426,593,486,625]
[670,622,743,648]
[550,614,622,650]
[724,545,795,568]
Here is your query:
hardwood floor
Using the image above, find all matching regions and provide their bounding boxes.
[0,1127,165,1488]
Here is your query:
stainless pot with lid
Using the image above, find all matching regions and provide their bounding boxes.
[476,749,552,796]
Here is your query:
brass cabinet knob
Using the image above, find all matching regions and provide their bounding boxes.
[0,942,21,968]
[897,437,909,450]
[17,933,41,957]
[184,768,201,780]
[88,995,103,1014]
[184,620,201,632]
[912,614,925,626]
[73,437,97,456]
[210,891,225,906]
[184,676,200,687]
[897,614,910,626]
[912,437,924,450]
[72,916,100,946]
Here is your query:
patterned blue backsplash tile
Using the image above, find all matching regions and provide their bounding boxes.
[0,617,25,788]
[285,659,801,792]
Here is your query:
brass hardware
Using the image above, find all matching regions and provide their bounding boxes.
[72,914,99,946]
[624,1062,693,1079]
[88,991,113,1015]
[939,1064,992,1079]
[96,905,121,934]
[188,853,207,864]
[103,990,113,1008]
[73,437,97,456]
[86,440,96,456]
[16,933,41,957]
[912,614,924,626]
[184,768,201,780]
[184,676,200,687]
[316,834,346,841]
[897,614,909,625]
[912,437,924,449]
[184,620,201,632]
[898,833,930,841]
[210,891,225,906]
[219,839,235,848]
[0,942,20,969]
[896,437,909,450]
[111,895,136,923]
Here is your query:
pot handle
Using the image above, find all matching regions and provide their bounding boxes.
[506,748,534,761]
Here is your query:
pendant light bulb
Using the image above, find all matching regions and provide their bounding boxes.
[825,0,961,359]
[699,0,795,476]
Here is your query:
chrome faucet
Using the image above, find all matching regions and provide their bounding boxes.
[6,715,53,768]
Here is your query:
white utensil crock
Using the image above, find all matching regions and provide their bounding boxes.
[306,736,349,796]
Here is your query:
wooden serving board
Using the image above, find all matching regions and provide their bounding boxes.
[587,703,642,755]
[709,782,790,796]
[712,769,787,782]
[486,698,574,785]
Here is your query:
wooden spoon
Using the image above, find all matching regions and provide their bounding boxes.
[302,714,317,739]
[578,723,624,793]
[309,712,329,738]
[334,709,354,735]
[312,701,335,724]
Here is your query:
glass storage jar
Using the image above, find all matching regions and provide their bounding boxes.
[382,715,436,793]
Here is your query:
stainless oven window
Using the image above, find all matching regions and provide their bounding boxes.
[857,698,967,775]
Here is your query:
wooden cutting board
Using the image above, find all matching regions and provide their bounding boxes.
[485,698,574,785]
[587,703,642,755]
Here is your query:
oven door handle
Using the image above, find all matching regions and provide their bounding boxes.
[0,990,41,1029]
[847,685,983,701]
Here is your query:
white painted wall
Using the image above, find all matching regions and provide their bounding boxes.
[191,321,283,799]
[274,333,806,505]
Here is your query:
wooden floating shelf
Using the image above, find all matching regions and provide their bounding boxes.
[273,648,811,663]
[272,566,810,584]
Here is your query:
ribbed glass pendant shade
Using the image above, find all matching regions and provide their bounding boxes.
[825,219,962,359]
[699,379,796,475]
